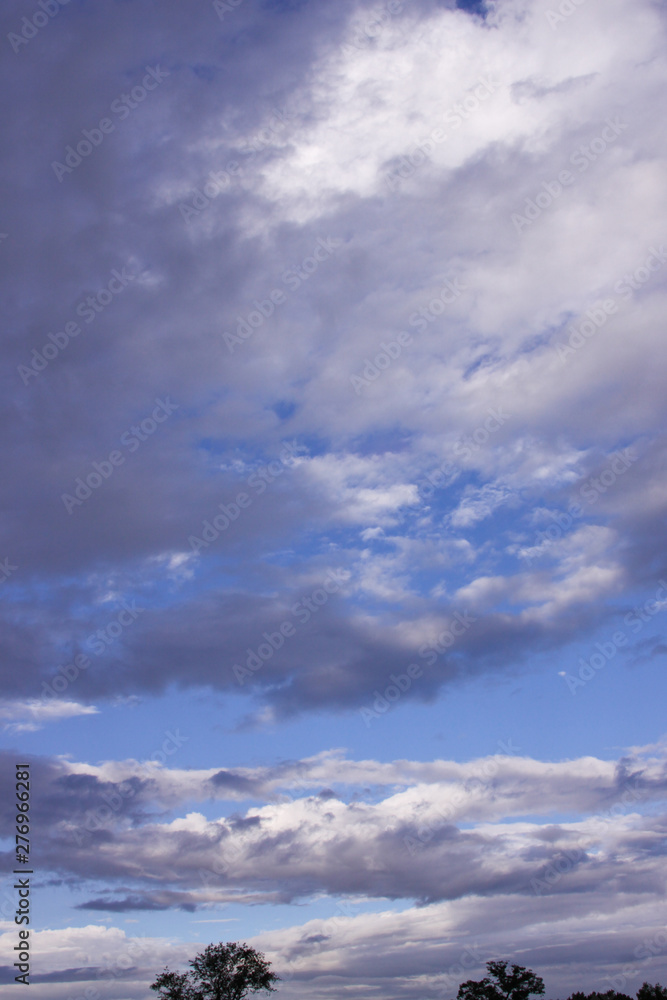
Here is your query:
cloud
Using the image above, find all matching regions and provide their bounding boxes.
[2,0,667,993]
[0,699,98,733]
[1,740,666,996]
[2,743,667,996]
[3,745,666,911]
[0,922,191,996]
[0,0,665,727]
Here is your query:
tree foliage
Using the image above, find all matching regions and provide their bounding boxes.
[566,991,633,1000]
[458,961,546,1000]
[460,965,667,1000]
[637,986,667,1000]
[151,942,279,1000]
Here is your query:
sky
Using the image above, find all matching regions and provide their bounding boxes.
[1,0,667,997]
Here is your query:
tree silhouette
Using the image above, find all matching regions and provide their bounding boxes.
[637,986,667,1000]
[566,991,633,1000]
[458,961,546,1000]
[151,942,279,1000]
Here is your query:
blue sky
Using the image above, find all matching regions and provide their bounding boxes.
[1,0,667,997]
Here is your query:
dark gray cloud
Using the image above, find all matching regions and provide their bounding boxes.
[0,0,665,726]
[78,891,198,913]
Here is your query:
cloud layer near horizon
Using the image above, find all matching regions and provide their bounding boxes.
[2,744,667,997]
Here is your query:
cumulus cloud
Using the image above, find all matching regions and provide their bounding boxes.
[3,745,667,905]
[2,745,667,997]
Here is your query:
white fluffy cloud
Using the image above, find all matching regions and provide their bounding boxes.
[3,744,667,997]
